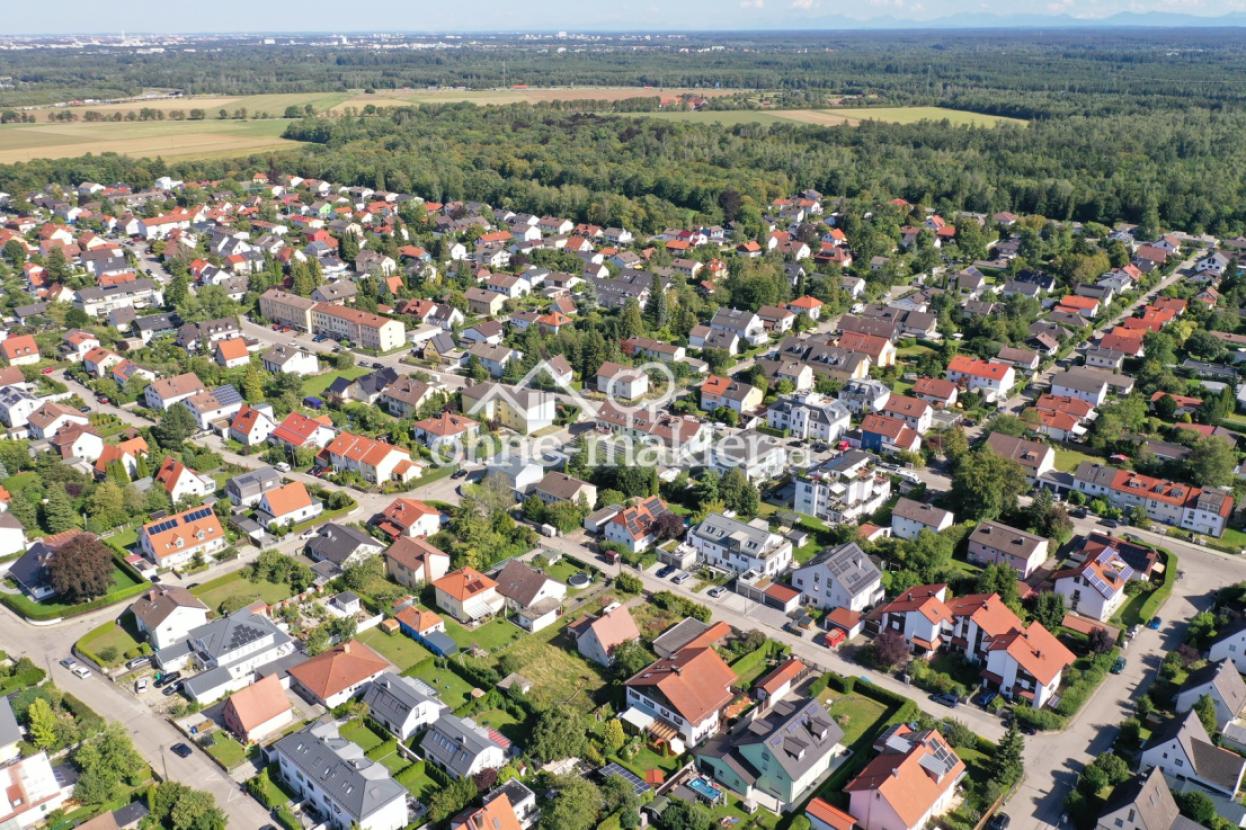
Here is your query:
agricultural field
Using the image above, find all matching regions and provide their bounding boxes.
[632,106,1027,128]
[0,119,298,164]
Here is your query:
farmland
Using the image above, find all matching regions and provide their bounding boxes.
[630,106,1028,128]
[0,119,298,164]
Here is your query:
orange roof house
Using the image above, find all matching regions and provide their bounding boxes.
[213,337,250,367]
[373,497,441,539]
[0,334,38,366]
[138,503,226,566]
[287,641,389,707]
[222,675,293,743]
[432,567,505,623]
[450,793,523,830]
[624,646,736,744]
[845,726,965,830]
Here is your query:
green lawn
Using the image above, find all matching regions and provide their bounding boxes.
[191,572,293,615]
[2,561,147,621]
[1053,446,1106,473]
[203,731,249,770]
[358,626,432,672]
[105,527,139,554]
[730,647,777,688]
[443,618,524,653]
[825,692,891,746]
[76,617,145,667]
[300,366,368,397]
[395,761,440,801]
[339,719,387,753]
[610,744,684,779]
[489,623,610,712]
[405,659,476,709]
[473,707,531,744]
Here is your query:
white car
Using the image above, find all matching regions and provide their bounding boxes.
[134,677,149,693]
[72,665,91,679]
[672,571,692,586]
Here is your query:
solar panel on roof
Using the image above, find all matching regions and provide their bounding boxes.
[600,762,651,796]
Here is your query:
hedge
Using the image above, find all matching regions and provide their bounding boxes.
[1137,549,1178,623]
[1,577,150,622]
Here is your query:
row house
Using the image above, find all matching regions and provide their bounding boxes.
[1073,462,1234,537]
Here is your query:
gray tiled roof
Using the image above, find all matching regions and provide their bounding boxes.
[420,715,500,778]
[275,721,406,822]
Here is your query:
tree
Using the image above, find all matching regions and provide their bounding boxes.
[154,405,198,448]
[1175,790,1219,826]
[41,486,77,533]
[610,641,652,681]
[48,533,115,601]
[644,273,669,330]
[1194,693,1218,735]
[169,787,227,830]
[73,723,145,805]
[719,467,759,516]
[540,775,603,830]
[528,705,588,761]
[1185,437,1235,487]
[950,449,1027,520]
[603,718,626,753]
[26,697,59,750]
[656,799,714,830]
[427,776,476,823]
[241,364,265,402]
[1034,592,1066,630]
[996,720,1025,787]
[873,630,910,669]
[976,563,1022,612]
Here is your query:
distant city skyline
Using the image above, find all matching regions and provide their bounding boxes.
[5,0,1246,34]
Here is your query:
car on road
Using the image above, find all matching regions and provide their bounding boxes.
[1099,518,1120,528]
[275,462,291,473]
[170,743,192,758]
[656,565,676,579]
[929,692,960,708]
[1146,616,1162,630]
[1110,656,1127,674]
[986,814,1011,830]
[1070,508,1088,519]
[59,658,78,670]
[371,361,384,369]
[452,468,468,479]
[72,665,91,679]
[78,405,91,413]
[782,621,806,638]
[707,586,725,599]
[40,366,55,375]
[1126,624,1140,641]
[134,678,149,693]
[671,571,692,585]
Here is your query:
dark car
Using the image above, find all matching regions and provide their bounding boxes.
[656,565,676,579]
[986,814,1011,830]
[78,405,91,413]
[930,692,960,708]
[154,671,181,688]
[1146,616,1162,630]
[170,743,192,758]
[371,361,384,369]
[971,689,998,709]
[451,469,468,479]
[162,682,182,697]
[1100,518,1120,528]
[1070,508,1088,519]
[1110,656,1127,674]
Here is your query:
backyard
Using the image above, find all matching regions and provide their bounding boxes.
[405,658,477,709]
[191,571,295,615]
[443,617,525,653]
[76,613,146,667]
[358,626,432,672]
[300,366,369,398]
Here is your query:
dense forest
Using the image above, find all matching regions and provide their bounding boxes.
[6,29,1246,117]
[4,100,1245,235]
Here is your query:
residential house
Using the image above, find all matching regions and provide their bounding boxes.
[361,672,448,741]
[0,752,72,829]
[467,343,521,378]
[603,497,675,554]
[689,513,793,577]
[596,362,650,400]
[0,335,38,367]
[461,382,556,434]
[1051,369,1110,407]
[1209,618,1246,673]
[1053,546,1133,622]
[571,603,641,667]
[270,412,336,451]
[289,641,389,708]
[845,726,965,830]
[139,504,226,569]
[228,404,277,447]
[494,560,567,632]
[306,523,385,571]
[795,452,891,524]
[700,375,763,415]
[273,721,408,830]
[873,584,953,658]
[222,674,294,743]
[226,468,283,508]
[967,521,1049,578]
[256,481,323,530]
[373,498,441,539]
[262,344,320,376]
[1174,660,1246,730]
[433,567,506,623]
[320,432,419,485]
[1139,710,1246,797]
[946,355,1015,402]
[157,610,296,704]
[25,402,88,440]
[310,303,405,352]
[859,414,921,455]
[144,373,205,411]
[697,697,845,811]
[912,378,958,409]
[412,411,479,452]
[181,385,245,430]
[1073,462,1233,538]
[624,645,737,747]
[130,586,209,650]
[259,288,316,330]
[1094,767,1203,830]
[880,395,933,434]
[890,498,954,541]
[532,472,597,509]
[384,537,451,589]
[154,457,215,504]
[766,392,850,442]
[791,543,884,612]
[421,715,508,780]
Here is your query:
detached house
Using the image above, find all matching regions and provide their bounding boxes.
[256,481,323,530]
[131,586,209,650]
[384,537,451,589]
[967,521,1049,578]
[289,640,389,708]
[1140,710,1246,797]
[222,674,294,744]
[624,645,737,748]
[604,497,674,554]
[138,504,226,569]
[571,603,641,667]
[144,373,205,411]
[945,355,1015,402]
[433,567,506,623]
[890,498,954,541]
[791,543,884,612]
[1174,660,1246,731]
[154,457,215,504]
[984,432,1054,481]
[361,673,448,741]
[846,726,965,830]
[1053,546,1133,622]
[688,513,793,576]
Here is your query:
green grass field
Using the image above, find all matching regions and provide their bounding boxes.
[357,626,432,672]
[300,366,369,397]
[405,658,476,709]
[76,616,145,667]
[1053,446,1106,473]
[191,571,294,615]
[0,118,299,164]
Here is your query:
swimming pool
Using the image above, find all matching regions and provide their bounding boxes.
[687,776,723,803]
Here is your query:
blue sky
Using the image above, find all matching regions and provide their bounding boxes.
[6,0,1246,33]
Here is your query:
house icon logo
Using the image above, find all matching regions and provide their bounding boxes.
[463,358,676,421]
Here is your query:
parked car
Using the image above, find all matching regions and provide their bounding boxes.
[162,682,182,697]
[971,689,998,708]
[275,462,292,473]
[452,468,468,479]
[1146,617,1162,630]
[655,565,676,579]
[59,658,78,670]
[72,665,91,679]
[154,671,181,688]
[1126,624,1140,641]
[671,571,692,585]
[929,692,960,708]
[1100,518,1119,528]
[134,678,149,693]
[40,366,55,375]
[986,814,1011,830]
[78,405,91,413]
[707,586,725,599]
[370,361,384,369]
[1070,508,1088,519]
[170,743,192,758]
[1110,656,1127,674]
[782,621,805,638]
[126,656,151,671]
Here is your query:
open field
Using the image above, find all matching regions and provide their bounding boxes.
[631,106,1026,128]
[0,119,299,164]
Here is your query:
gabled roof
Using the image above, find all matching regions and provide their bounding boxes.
[434,567,497,602]
[131,585,207,631]
[845,726,965,829]
[223,674,291,734]
[288,641,388,701]
[625,646,736,724]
